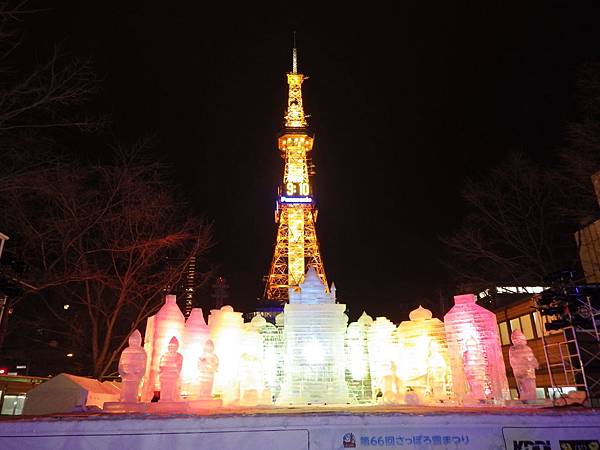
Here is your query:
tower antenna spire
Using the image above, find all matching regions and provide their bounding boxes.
[292,31,297,74]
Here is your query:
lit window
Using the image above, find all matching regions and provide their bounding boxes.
[509,318,521,334]
[532,312,543,338]
[535,388,546,399]
[499,322,510,346]
[519,314,535,340]
[0,394,26,415]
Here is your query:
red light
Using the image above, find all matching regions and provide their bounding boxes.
[0,368,7,375]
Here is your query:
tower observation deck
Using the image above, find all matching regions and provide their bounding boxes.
[263,42,328,304]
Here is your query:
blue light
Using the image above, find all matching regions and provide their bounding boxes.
[280,196,313,203]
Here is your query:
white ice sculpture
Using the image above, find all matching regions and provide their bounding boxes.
[255,317,282,401]
[444,294,510,404]
[277,266,349,405]
[381,361,404,404]
[208,305,243,404]
[397,306,450,402]
[158,336,183,402]
[368,316,397,400]
[239,318,268,405]
[428,341,449,401]
[509,330,539,401]
[118,330,147,403]
[274,313,286,398]
[345,311,373,403]
[180,308,210,398]
[197,339,219,399]
[142,295,185,402]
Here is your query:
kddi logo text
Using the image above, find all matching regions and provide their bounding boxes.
[513,441,551,450]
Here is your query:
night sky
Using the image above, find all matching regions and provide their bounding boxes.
[20,2,600,320]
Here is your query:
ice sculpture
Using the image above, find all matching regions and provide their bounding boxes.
[397,306,450,401]
[427,341,449,400]
[197,339,219,398]
[509,330,539,401]
[118,330,147,403]
[254,316,282,401]
[381,361,404,404]
[142,295,185,402]
[368,316,397,400]
[180,308,210,397]
[274,313,286,398]
[444,294,510,404]
[158,336,183,402]
[208,305,244,404]
[239,318,268,405]
[277,266,349,405]
[345,311,373,403]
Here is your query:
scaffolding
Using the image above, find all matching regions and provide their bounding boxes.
[538,293,600,405]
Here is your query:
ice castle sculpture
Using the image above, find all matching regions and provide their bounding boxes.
[142,294,185,402]
[368,316,397,400]
[345,311,373,403]
[208,305,244,404]
[444,294,510,404]
[277,266,349,405]
[180,308,210,397]
[397,306,450,402]
[509,329,539,401]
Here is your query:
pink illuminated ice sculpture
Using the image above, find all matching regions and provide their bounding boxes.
[158,336,183,402]
[444,294,510,404]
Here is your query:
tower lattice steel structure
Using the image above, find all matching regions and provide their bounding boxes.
[263,43,328,304]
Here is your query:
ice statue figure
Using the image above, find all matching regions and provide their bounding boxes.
[207,305,244,404]
[142,295,185,402]
[277,266,349,405]
[427,341,448,400]
[197,339,219,399]
[444,294,510,404]
[367,316,396,401]
[462,337,485,401]
[381,361,403,404]
[158,336,183,402]
[239,320,267,405]
[255,316,282,401]
[509,330,539,401]
[181,308,209,398]
[345,312,373,404]
[118,330,147,403]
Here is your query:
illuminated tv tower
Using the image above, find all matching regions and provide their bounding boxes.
[264,37,328,304]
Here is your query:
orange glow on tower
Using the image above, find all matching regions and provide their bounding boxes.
[264,41,327,303]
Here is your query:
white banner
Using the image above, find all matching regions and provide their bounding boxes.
[0,429,309,450]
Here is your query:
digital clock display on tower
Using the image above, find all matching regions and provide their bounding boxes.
[285,181,310,197]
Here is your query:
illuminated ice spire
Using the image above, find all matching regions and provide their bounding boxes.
[285,32,307,128]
